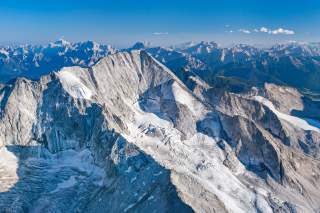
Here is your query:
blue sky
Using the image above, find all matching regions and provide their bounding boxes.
[0,0,319,46]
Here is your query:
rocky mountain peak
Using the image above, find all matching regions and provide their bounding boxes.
[0,47,320,212]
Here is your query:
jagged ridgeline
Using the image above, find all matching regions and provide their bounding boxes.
[2,40,320,94]
[0,50,320,212]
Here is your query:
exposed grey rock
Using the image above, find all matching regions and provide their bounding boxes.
[0,50,319,213]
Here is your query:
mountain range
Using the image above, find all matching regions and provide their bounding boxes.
[0,40,320,212]
[0,39,115,82]
[2,40,320,94]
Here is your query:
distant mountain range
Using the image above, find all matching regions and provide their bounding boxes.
[0,39,115,82]
[1,39,320,93]
[130,41,320,93]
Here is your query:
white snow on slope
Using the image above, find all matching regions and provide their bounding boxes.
[171,81,204,116]
[0,49,9,56]
[0,147,18,192]
[38,149,104,194]
[121,100,272,213]
[254,96,320,133]
[221,49,226,62]
[57,68,93,100]
[51,176,77,193]
[304,118,320,129]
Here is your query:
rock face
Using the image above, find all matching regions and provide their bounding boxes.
[0,50,320,212]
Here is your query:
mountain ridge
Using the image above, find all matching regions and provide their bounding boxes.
[0,50,320,212]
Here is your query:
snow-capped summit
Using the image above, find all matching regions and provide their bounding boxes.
[49,38,71,48]
[77,40,99,51]
[129,41,152,50]
[181,41,219,55]
[0,49,9,58]
[170,41,198,50]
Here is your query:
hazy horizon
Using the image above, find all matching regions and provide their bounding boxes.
[1,0,319,47]
[1,38,320,50]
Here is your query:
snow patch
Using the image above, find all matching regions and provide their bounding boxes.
[0,147,19,192]
[171,81,204,116]
[304,118,320,129]
[0,49,9,56]
[254,96,320,133]
[221,49,226,62]
[50,149,105,183]
[51,176,77,193]
[57,68,93,100]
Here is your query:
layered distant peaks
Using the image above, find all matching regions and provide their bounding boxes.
[0,40,116,82]
[170,41,198,51]
[2,40,320,92]
[49,38,71,47]
[270,42,320,57]
[180,41,219,54]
